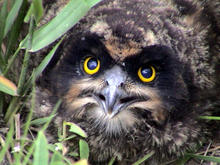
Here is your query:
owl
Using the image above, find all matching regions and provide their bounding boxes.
[35,0,220,164]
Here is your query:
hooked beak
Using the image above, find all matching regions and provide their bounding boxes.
[94,65,138,118]
[98,85,126,117]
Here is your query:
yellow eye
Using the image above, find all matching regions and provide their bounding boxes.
[83,57,100,75]
[138,66,156,82]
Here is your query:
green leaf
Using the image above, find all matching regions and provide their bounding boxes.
[79,139,89,160]
[3,0,23,37]
[74,159,88,165]
[20,0,102,52]
[50,151,64,165]
[23,0,43,24]
[0,75,18,96]
[185,153,220,163]
[65,122,87,138]
[33,131,49,165]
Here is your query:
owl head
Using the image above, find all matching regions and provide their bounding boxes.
[37,0,217,163]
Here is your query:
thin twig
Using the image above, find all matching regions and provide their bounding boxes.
[197,146,220,155]
[200,142,212,165]
[14,114,21,152]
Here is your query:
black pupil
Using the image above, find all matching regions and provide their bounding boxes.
[87,58,98,70]
[141,67,152,78]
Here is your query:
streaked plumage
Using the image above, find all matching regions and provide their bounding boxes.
[35,0,220,164]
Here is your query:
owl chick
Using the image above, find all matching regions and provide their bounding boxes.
[36,0,220,164]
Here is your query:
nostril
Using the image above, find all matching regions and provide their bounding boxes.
[98,94,106,101]
[120,82,124,88]
[120,96,135,104]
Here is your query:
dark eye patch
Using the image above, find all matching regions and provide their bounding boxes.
[55,33,116,77]
[123,45,180,84]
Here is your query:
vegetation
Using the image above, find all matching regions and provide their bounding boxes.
[0,0,219,164]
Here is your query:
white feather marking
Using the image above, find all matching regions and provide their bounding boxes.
[88,106,138,135]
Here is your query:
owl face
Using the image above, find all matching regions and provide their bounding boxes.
[52,33,188,131]
[40,0,211,163]
[46,33,199,162]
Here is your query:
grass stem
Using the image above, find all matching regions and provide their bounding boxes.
[132,151,155,165]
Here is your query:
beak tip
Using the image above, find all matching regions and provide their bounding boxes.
[106,110,117,119]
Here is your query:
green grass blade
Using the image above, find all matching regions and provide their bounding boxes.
[22,142,35,165]
[5,0,28,61]
[20,0,102,52]
[200,116,220,120]
[17,50,30,95]
[61,134,77,142]
[0,94,4,114]
[85,0,103,8]
[21,78,36,149]
[21,38,63,95]
[0,120,14,163]
[30,115,56,126]
[17,16,35,94]
[41,99,62,131]
[3,0,23,37]
[79,139,89,160]
[108,156,116,165]
[132,151,155,165]
[0,0,8,67]
[33,131,49,165]
[33,0,43,23]
[24,4,33,23]
[0,0,8,42]
[186,153,220,163]
[4,97,20,123]
[34,38,63,77]
[3,47,21,76]
[0,75,18,96]
[175,155,191,165]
